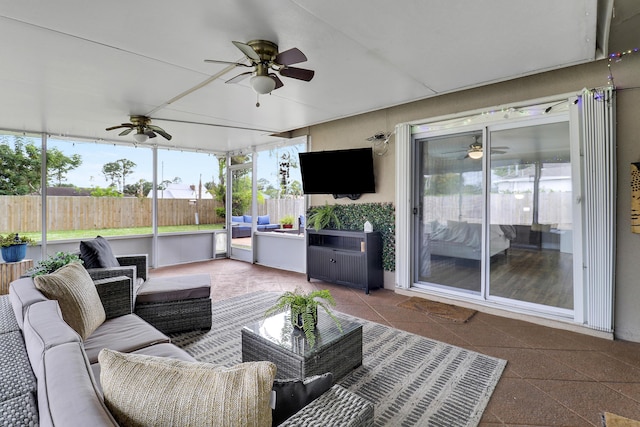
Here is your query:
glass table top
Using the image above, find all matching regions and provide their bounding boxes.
[242,310,361,357]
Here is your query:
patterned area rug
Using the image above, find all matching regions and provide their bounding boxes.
[398,297,477,323]
[170,292,506,427]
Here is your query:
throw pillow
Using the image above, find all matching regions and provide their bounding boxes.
[258,215,271,225]
[232,215,244,223]
[271,373,333,426]
[80,236,120,269]
[99,349,276,427]
[33,262,106,340]
[243,214,253,223]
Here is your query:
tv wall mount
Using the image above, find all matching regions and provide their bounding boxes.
[333,194,362,200]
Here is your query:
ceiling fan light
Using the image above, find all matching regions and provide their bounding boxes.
[250,75,276,94]
[468,150,483,160]
[133,132,149,143]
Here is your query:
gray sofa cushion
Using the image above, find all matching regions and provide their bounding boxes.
[23,300,81,375]
[38,342,118,427]
[9,277,48,329]
[136,274,211,303]
[83,314,170,363]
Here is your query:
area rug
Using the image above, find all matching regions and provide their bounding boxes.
[170,292,506,427]
[398,296,477,322]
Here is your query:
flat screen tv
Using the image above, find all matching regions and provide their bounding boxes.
[299,148,375,199]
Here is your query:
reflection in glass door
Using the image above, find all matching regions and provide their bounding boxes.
[414,119,574,314]
[415,131,484,294]
[488,121,573,310]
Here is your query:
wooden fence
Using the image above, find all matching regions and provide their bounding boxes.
[1,195,305,232]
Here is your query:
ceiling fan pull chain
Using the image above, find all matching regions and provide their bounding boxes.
[256,94,261,108]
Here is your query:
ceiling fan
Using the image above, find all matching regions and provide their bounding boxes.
[442,137,509,160]
[204,40,314,104]
[105,115,172,143]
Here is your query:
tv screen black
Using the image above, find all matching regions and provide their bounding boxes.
[299,148,375,198]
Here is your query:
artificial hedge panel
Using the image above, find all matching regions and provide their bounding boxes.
[308,202,395,271]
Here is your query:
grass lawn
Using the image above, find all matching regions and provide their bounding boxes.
[20,224,225,242]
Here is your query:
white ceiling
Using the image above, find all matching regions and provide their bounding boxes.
[0,0,622,154]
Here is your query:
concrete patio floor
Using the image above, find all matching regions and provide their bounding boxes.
[150,258,640,426]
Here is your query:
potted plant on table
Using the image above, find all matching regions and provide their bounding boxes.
[0,233,35,263]
[265,289,342,348]
[279,215,295,229]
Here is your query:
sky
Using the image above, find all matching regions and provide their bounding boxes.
[47,137,303,191]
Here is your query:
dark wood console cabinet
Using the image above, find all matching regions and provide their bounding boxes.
[306,229,383,294]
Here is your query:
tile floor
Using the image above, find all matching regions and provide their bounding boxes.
[151,259,640,426]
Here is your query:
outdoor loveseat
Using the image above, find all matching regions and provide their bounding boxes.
[231,214,280,238]
[0,263,374,426]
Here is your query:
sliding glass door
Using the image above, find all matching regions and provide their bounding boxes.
[487,121,573,311]
[414,116,575,314]
[415,131,484,295]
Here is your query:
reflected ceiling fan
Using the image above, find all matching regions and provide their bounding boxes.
[105,115,172,143]
[204,40,314,106]
[443,137,509,160]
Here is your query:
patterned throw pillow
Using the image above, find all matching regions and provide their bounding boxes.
[33,262,106,340]
[99,349,276,427]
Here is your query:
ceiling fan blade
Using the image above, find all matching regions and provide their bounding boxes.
[275,47,307,66]
[204,59,250,68]
[105,123,133,131]
[232,41,260,61]
[280,66,314,81]
[270,73,284,90]
[491,150,507,154]
[119,128,134,136]
[148,125,172,141]
[144,130,157,138]
[225,71,252,84]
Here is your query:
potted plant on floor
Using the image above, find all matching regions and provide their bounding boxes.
[279,215,295,229]
[265,289,342,348]
[0,233,35,263]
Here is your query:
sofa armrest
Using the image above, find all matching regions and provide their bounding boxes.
[94,276,133,318]
[85,265,136,282]
[279,385,374,427]
[116,254,148,281]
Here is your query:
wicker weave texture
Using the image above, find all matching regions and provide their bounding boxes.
[280,384,374,427]
[135,298,212,334]
[0,296,19,334]
[0,392,39,427]
[0,331,37,403]
[115,255,148,281]
[241,325,363,381]
[94,276,133,319]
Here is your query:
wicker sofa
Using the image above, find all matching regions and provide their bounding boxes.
[82,252,213,334]
[1,271,374,426]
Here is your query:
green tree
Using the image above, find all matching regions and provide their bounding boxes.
[124,179,153,197]
[0,136,41,195]
[47,148,82,186]
[90,186,123,197]
[102,159,136,192]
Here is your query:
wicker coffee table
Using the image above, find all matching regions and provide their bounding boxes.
[241,311,363,381]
